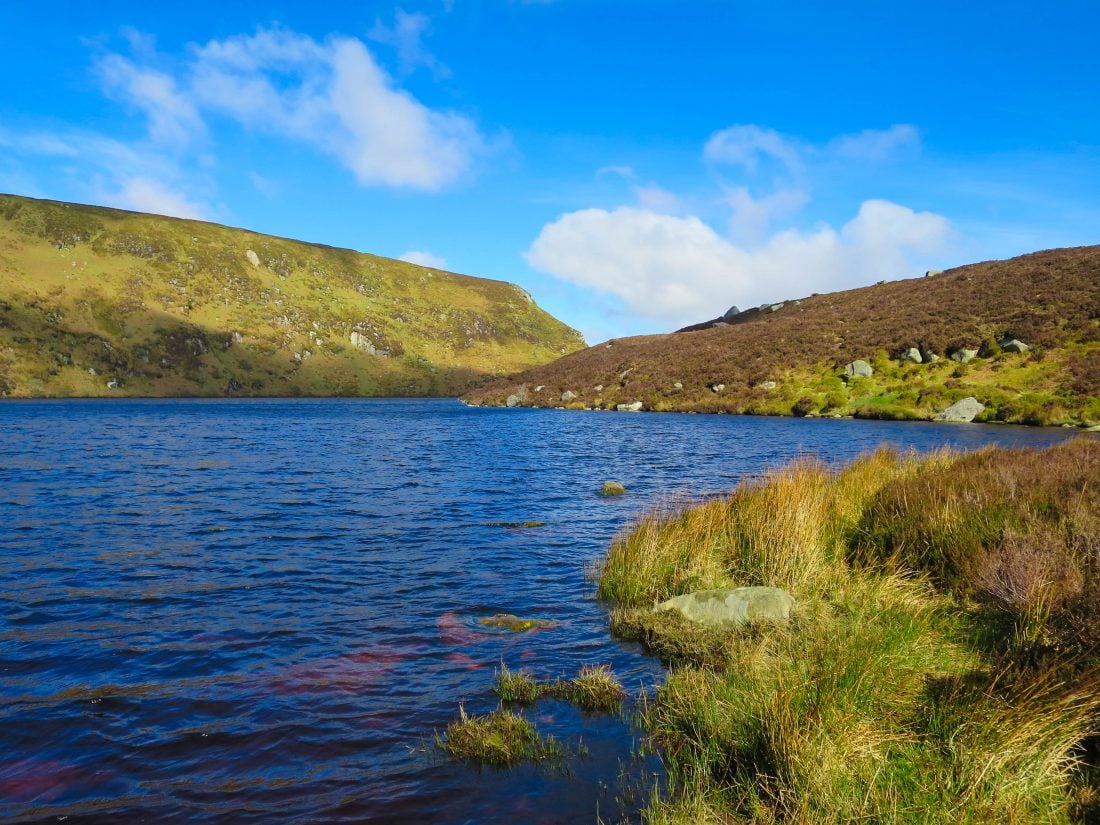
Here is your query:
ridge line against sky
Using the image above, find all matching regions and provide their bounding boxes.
[1,1,1098,343]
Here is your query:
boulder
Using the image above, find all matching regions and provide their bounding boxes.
[656,586,795,627]
[246,249,260,268]
[903,347,923,364]
[593,384,604,392]
[950,348,979,364]
[600,481,626,496]
[710,383,725,393]
[616,401,644,412]
[722,305,741,320]
[673,381,683,390]
[757,380,777,390]
[1000,338,1030,353]
[925,269,943,277]
[922,350,941,363]
[505,394,522,407]
[843,360,873,379]
[934,397,985,423]
[767,302,784,313]
[561,390,576,402]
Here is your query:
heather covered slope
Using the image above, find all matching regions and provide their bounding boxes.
[0,194,585,397]
[465,246,1100,426]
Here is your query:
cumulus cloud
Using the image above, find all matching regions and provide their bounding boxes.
[632,183,683,213]
[526,200,953,330]
[190,28,487,190]
[400,250,448,269]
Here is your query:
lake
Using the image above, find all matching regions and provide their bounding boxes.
[0,399,1078,823]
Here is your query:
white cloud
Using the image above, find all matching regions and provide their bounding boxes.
[826,124,919,163]
[400,250,448,269]
[596,164,636,180]
[96,53,205,147]
[632,183,683,213]
[248,171,279,197]
[190,28,488,190]
[724,186,809,246]
[526,200,953,330]
[102,177,207,219]
[704,124,803,174]
[368,9,450,78]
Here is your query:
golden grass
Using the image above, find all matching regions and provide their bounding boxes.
[598,440,1100,824]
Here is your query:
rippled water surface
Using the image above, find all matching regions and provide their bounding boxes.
[0,399,1077,823]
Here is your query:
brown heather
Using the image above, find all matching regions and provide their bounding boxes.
[465,246,1100,425]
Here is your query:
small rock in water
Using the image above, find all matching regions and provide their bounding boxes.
[600,481,626,496]
[656,586,795,627]
[478,613,555,632]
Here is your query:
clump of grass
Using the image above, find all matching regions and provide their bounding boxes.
[493,663,628,713]
[437,706,561,767]
[494,663,545,704]
[596,440,1100,823]
[557,664,628,712]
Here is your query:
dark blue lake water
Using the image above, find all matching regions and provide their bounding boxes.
[0,399,1077,823]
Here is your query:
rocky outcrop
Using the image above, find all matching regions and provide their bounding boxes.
[934,397,985,423]
[843,360,873,379]
[655,586,795,627]
[723,305,741,320]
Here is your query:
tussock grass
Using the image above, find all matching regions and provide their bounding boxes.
[597,440,1100,823]
[436,706,562,767]
[493,663,627,713]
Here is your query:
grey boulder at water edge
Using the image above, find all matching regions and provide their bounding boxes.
[655,586,795,627]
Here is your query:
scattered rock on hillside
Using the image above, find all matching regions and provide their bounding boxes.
[710,383,726,393]
[1000,338,1030,353]
[951,348,979,363]
[600,481,626,496]
[246,249,260,268]
[655,586,795,627]
[925,269,943,277]
[723,305,741,319]
[903,347,923,364]
[673,381,683,389]
[593,384,604,392]
[616,401,643,412]
[934,397,985,423]
[561,390,576,402]
[506,387,528,407]
[757,380,777,390]
[843,360,873,379]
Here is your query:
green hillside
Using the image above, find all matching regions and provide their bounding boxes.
[0,194,585,397]
[465,245,1100,427]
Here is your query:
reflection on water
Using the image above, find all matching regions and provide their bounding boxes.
[0,399,1075,823]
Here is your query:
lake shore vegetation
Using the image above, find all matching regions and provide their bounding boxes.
[598,438,1100,823]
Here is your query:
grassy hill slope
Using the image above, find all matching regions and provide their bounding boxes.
[0,194,585,397]
[464,246,1100,426]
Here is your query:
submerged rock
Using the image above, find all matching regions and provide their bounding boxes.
[934,397,985,423]
[478,613,555,632]
[600,481,626,496]
[656,586,795,627]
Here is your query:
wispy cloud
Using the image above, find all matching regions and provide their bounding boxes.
[368,9,450,78]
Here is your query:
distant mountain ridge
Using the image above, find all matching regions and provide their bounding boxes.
[464,246,1100,427]
[0,194,585,397]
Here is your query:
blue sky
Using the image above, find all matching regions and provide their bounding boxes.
[2,1,1098,342]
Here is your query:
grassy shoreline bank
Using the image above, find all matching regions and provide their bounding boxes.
[598,438,1100,823]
